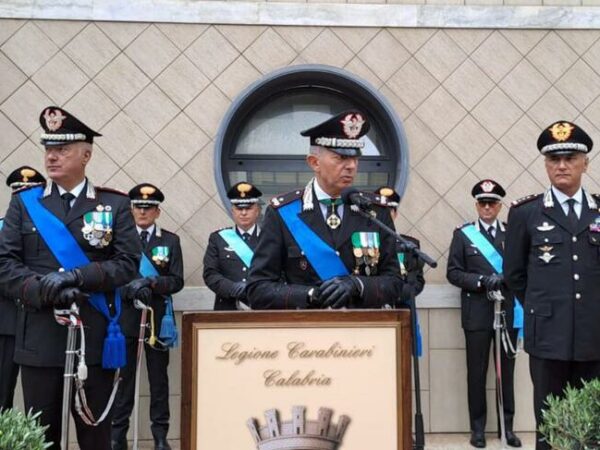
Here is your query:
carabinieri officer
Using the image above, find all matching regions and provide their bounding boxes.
[203,182,262,310]
[0,107,141,450]
[247,110,402,309]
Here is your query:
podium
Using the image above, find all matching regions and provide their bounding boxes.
[181,310,412,450]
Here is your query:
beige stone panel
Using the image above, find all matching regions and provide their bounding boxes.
[579,35,600,75]
[0,19,25,46]
[388,29,435,54]
[527,87,578,129]
[2,22,59,77]
[445,29,492,55]
[406,227,444,265]
[416,142,468,196]
[244,29,296,74]
[105,169,135,193]
[471,31,521,83]
[185,27,239,80]
[157,23,209,51]
[272,26,322,53]
[95,53,151,107]
[499,59,550,111]
[424,253,448,284]
[427,0,463,4]
[0,81,52,136]
[583,95,600,129]
[161,170,210,225]
[443,170,480,220]
[526,32,578,83]
[412,389,431,433]
[357,30,410,82]
[33,20,87,48]
[556,59,600,111]
[96,21,148,49]
[445,60,495,111]
[176,227,205,282]
[571,114,600,150]
[415,310,430,391]
[216,25,266,52]
[63,23,119,77]
[0,139,43,177]
[155,55,210,109]
[125,25,180,79]
[100,112,150,166]
[155,112,210,167]
[0,52,26,104]
[415,86,467,139]
[182,198,230,248]
[472,88,522,140]
[0,172,10,209]
[445,116,494,167]
[124,141,179,187]
[526,156,551,187]
[513,355,536,431]
[185,84,231,138]
[85,144,119,186]
[506,170,545,201]
[543,0,580,4]
[32,51,89,106]
[0,112,26,160]
[64,81,120,129]
[466,0,502,4]
[429,349,470,432]
[393,208,413,235]
[500,29,547,55]
[184,144,217,197]
[331,27,378,54]
[387,0,424,4]
[415,30,466,83]
[472,144,524,189]
[124,83,179,137]
[505,0,541,4]
[400,171,441,225]
[378,85,411,122]
[345,57,384,89]
[417,200,463,252]
[300,29,353,66]
[429,309,464,349]
[499,114,541,168]
[386,58,439,111]
[186,264,206,287]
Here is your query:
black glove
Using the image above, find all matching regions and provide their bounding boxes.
[53,288,88,308]
[318,276,361,309]
[39,269,82,305]
[123,278,153,303]
[229,282,247,300]
[482,273,504,291]
[306,286,323,309]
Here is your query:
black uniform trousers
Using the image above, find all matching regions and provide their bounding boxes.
[21,364,115,450]
[112,337,170,442]
[529,356,600,450]
[0,334,18,409]
[465,328,517,434]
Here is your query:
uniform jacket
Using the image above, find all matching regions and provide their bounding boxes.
[504,188,600,361]
[120,225,184,338]
[447,220,515,331]
[247,184,403,309]
[397,234,425,299]
[203,226,259,310]
[0,218,16,336]
[0,180,140,367]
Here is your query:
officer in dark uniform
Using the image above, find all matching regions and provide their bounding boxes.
[0,107,141,450]
[247,110,402,309]
[203,182,262,310]
[504,121,600,450]
[447,179,521,448]
[0,166,45,410]
[112,183,184,450]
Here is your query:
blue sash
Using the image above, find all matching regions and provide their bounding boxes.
[461,224,524,332]
[139,252,178,348]
[0,218,4,231]
[19,186,125,369]
[218,229,254,268]
[277,199,349,281]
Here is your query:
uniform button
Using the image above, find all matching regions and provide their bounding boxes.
[335,251,340,256]
[32,227,36,232]
[572,236,577,242]
[242,278,246,282]
[573,255,578,261]
[530,309,534,314]
[301,251,305,256]
[575,293,582,300]
[242,267,247,272]
[226,255,230,258]
[574,274,580,280]
[544,238,549,243]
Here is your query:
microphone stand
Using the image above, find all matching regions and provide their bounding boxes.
[351,205,436,450]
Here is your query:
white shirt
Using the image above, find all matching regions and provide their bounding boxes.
[552,185,583,219]
[478,219,498,238]
[56,178,86,208]
[237,224,258,238]
[136,224,155,242]
[313,179,344,220]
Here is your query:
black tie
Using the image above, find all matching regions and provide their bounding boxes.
[140,230,149,249]
[487,225,495,241]
[61,192,75,214]
[567,198,579,229]
[242,232,250,241]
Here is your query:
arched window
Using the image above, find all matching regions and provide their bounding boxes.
[215,64,409,206]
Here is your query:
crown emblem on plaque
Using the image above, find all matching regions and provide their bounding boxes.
[247,406,350,450]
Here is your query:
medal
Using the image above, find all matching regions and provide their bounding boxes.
[151,246,170,267]
[539,252,555,263]
[82,210,113,249]
[326,213,341,229]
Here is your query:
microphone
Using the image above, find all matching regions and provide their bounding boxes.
[341,187,373,210]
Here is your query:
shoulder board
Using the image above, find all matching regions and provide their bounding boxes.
[455,221,473,230]
[160,228,176,236]
[511,193,542,208]
[270,190,303,209]
[96,186,128,196]
[12,182,45,195]
[215,226,231,232]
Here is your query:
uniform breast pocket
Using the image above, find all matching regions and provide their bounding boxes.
[286,245,309,273]
[532,233,562,265]
[465,247,481,258]
[21,220,41,255]
[587,233,600,261]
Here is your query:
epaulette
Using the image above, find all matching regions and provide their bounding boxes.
[455,221,473,230]
[11,182,45,195]
[96,186,128,196]
[270,190,303,209]
[511,193,542,208]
